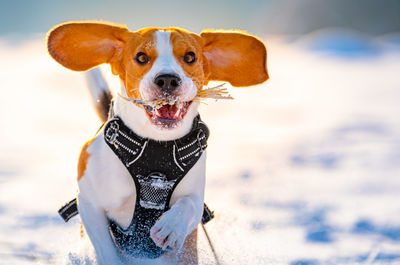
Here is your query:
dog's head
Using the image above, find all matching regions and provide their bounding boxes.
[47,22,268,131]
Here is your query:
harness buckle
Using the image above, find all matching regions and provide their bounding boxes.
[105,121,119,143]
[197,129,207,152]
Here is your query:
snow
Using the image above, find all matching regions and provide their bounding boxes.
[1,32,400,264]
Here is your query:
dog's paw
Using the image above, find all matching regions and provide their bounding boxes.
[150,208,189,250]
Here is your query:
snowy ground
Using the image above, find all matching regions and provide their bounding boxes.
[0,32,400,265]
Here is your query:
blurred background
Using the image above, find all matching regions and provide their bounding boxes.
[2,0,400,37]
[0,0,400,264]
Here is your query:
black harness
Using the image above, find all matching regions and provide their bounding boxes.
[58,115,214,259]
[104,115,209,258]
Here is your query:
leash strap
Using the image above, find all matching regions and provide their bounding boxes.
[201,223,222,265]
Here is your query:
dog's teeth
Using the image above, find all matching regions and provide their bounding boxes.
[174,110,180,118]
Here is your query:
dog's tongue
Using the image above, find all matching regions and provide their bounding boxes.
[157,104,179,119]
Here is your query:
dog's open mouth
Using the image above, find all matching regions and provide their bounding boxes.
[144,100,193,128]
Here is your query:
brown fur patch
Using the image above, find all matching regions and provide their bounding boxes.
[80,222,85,238]
[77,138,94,181]
[47,22,132,72]
[119,28,158,99]
[161,228,198,264]
[178,228,198,264]
[169,29,208,90]
[201,30,269,86]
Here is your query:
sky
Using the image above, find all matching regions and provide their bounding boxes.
[1,0,400,38]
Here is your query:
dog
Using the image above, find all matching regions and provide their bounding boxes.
[47,21,268,265]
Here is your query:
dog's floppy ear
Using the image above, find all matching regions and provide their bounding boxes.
[200,30,268,87]
[47,22,132,73]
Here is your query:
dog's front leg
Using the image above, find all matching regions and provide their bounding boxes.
[78,194,123,265]
[150,195,203,251]
[150,152,206,254]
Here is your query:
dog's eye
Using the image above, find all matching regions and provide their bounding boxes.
[135,52,150,65]
[183,51,196,65]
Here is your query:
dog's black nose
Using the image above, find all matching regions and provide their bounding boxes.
[154,74,181,92]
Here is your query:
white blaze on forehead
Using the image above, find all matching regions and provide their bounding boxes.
[154,30,181,73]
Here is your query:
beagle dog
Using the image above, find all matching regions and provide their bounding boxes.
[46,21,268,265]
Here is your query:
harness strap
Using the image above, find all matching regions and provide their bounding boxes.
[58,198,78,222]
[58,199,214,225]
[104,116,209,169]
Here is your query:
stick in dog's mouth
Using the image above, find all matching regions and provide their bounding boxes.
[119,83,233,126]
[195,83,234,101]
[118,96,193,122]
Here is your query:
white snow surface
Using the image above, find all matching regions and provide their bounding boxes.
[0,35,400,265]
